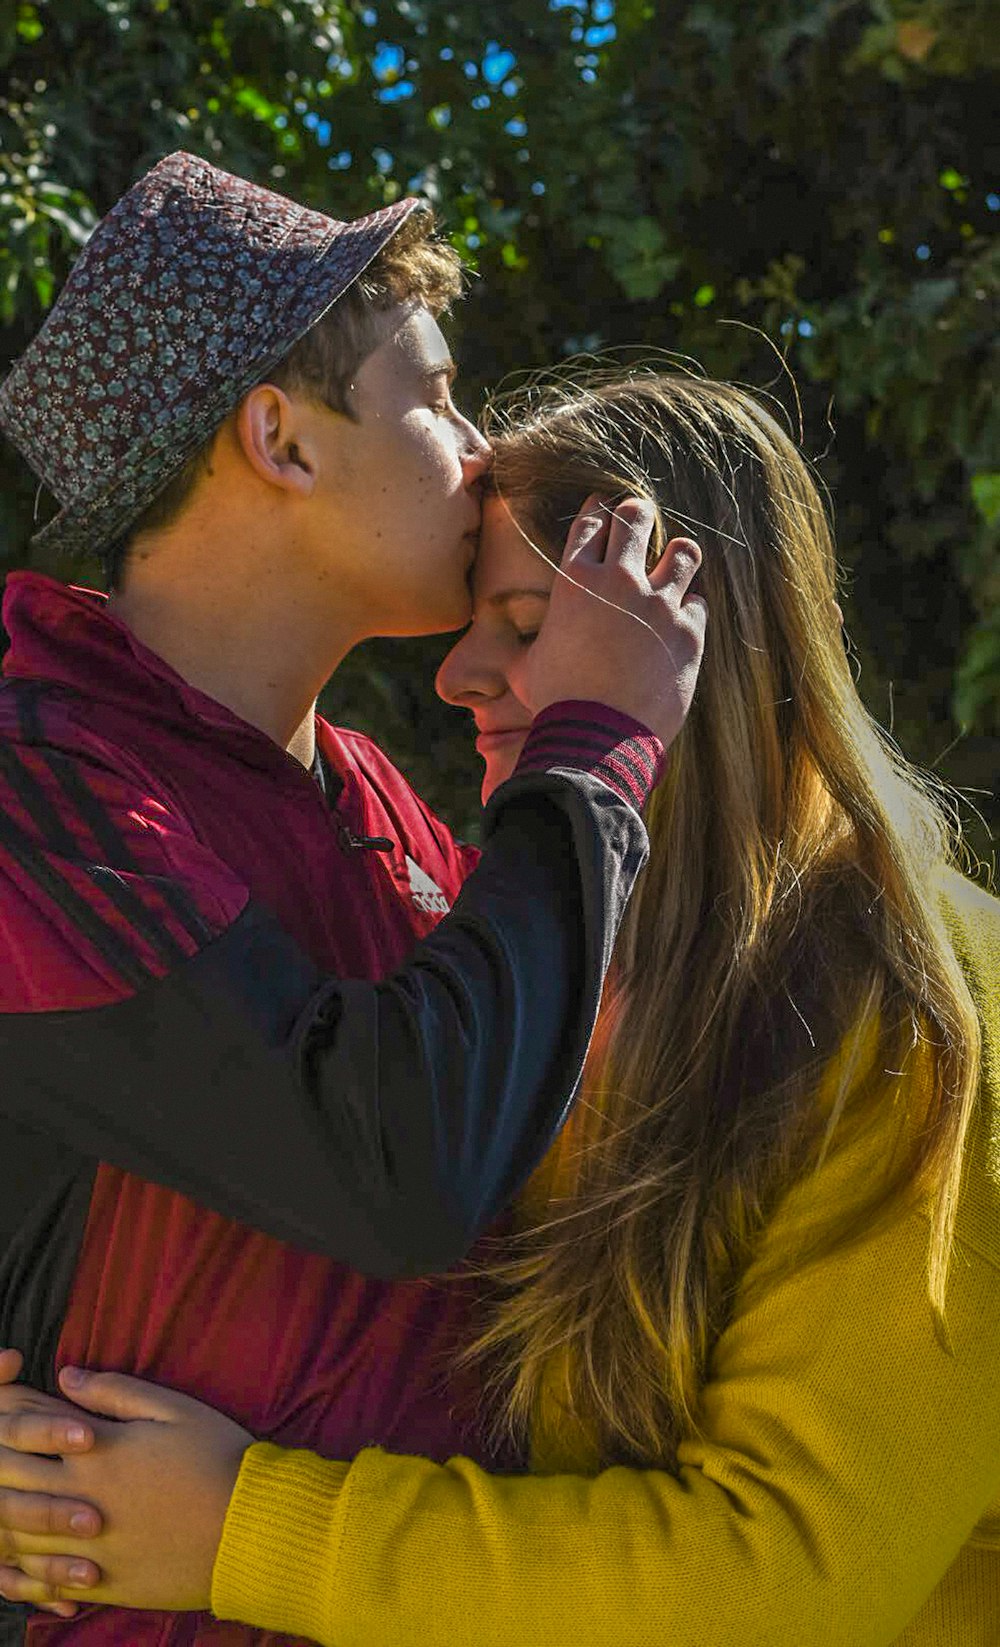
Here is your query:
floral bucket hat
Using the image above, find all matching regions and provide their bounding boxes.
[0,151,426,559]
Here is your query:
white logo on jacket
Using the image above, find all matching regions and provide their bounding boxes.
[405,854,451,915]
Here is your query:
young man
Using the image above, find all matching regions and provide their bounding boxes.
[0,153,704,1643]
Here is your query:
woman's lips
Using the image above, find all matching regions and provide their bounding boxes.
[475,728,529,756]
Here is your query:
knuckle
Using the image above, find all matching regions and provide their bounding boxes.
[0,1497,27,1544]
[0,1488,29,1538]
[18,1557,66,1604]
[573,513,604,540]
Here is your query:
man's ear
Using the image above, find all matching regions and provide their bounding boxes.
[233,384,316,497]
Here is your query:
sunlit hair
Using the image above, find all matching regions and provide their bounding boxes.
[466,364,985,1470]
[107,210,463,587]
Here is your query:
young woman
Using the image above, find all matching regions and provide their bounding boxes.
[0,369,998,1647]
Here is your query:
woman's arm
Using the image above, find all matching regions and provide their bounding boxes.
[2,1085,1000,1646]
[212,1174,1000,1647]
[3,884,998,1641]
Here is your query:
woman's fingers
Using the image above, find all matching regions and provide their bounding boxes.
[562,495,611,566]
[0,1485,101,1540]
[603,497,658,578]
[0,1482,101,1541]
[0,1558,83,1615]
[649,536,708,657]
[17,1550,101,1589]
[0,1408,94,1456]
[58,1366,198,1423]
[648,535,702,597]
[517,491,708,744]
[564,497,656,577]
[0,1448,68,1496]
[0,1365,98,1454]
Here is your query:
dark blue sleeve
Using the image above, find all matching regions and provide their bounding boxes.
[0,708,659,1277]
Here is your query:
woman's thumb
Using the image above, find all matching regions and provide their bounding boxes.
[58,1367,176,1422]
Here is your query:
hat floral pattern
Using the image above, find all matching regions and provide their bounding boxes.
[0,152,423,557]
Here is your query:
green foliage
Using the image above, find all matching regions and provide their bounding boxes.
[1,0,997,848]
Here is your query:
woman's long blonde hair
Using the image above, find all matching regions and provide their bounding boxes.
[468,366,984,1470]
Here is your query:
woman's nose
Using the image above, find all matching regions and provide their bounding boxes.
[435,627,506,707]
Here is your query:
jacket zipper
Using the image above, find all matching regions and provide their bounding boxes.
[337,825,394,853]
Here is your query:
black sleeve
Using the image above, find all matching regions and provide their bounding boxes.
[0,766,650,1278]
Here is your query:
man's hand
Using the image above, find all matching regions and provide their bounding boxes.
[508,495,707,750]
[0,1350,252,1616]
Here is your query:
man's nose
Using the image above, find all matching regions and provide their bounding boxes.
[460,422,493,487]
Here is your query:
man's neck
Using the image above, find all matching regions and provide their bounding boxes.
[286,713,317,770]
[108,573,350,767]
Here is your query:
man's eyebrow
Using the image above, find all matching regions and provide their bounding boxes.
[485,586,552,607]
[423,359,457,384]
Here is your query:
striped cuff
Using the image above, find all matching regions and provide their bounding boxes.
[211,1441,351,1642]
[513,700,665,812]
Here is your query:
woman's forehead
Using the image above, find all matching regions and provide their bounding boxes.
[473,496,556,602]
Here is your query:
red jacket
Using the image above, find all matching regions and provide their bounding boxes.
[0,571,662,1645]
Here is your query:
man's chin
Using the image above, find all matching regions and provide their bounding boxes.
[424,594,473,637]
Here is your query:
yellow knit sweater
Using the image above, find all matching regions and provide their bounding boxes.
[212,867,1000,1647]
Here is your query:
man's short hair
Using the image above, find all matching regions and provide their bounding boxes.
[108,212,463,587]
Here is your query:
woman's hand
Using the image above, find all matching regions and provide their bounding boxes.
[510,495,706,750]
[0,1349,252,1616]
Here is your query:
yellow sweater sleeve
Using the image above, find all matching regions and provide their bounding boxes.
[212,872,1000,1647]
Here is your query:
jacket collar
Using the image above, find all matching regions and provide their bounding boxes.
[2,570,321,781]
